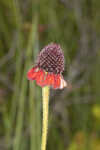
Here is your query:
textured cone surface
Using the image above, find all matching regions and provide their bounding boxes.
[36,43,64,74]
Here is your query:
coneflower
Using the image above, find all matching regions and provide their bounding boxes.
[27,43,67,89]
[27,43,68,150]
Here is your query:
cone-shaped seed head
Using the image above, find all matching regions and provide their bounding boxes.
[36,43,64,74]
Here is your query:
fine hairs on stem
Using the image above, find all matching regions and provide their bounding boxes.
[41,86,50,150]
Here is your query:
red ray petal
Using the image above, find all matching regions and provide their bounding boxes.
[27,67,66,89]
[53,74,61,89]
[27,66,38,80]
[46,73,55,86]
[45,73,61,89]
[36,70,47,87]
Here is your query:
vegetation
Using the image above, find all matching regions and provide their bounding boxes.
[0,0,100,150]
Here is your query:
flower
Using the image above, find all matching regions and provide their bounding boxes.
[27,43,67,89]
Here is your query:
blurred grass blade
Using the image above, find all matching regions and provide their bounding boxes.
[13,15,38,150]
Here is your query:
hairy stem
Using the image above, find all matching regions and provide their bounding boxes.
[41,86,50,150]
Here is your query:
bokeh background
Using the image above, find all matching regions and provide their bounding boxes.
[0,0,100,150]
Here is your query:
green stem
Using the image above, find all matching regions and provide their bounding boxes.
[41,86,50,150]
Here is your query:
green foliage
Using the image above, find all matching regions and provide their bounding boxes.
[0,0,100,150]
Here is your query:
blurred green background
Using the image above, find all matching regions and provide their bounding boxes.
[0,0,100,150]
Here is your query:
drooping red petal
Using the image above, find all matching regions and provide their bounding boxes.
[45,73,55,86]
[44,73,61,89]
[53,74,61,89]
[27,66,38,80]
[36,72,56,88]
[36,70,47,87]
[27,67,67,89]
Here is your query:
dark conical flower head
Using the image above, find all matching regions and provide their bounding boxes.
[27,43,67,89]
[37,43,64,74]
